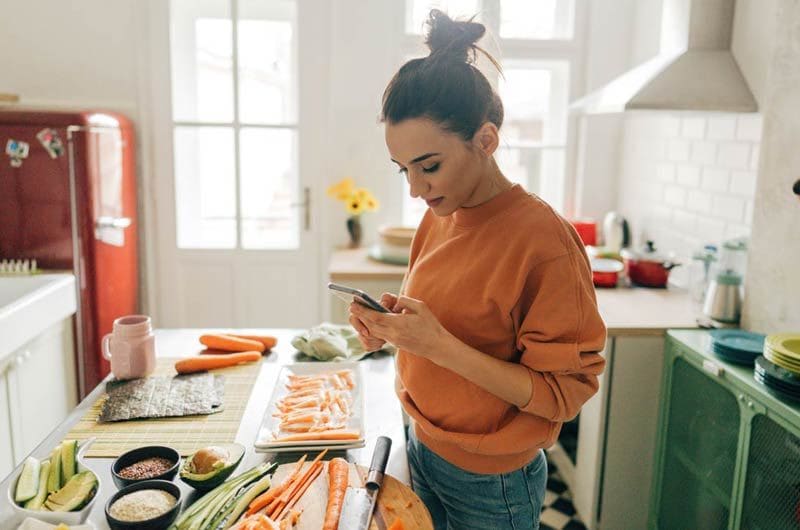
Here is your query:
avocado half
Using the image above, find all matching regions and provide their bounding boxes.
[179,443,245,491]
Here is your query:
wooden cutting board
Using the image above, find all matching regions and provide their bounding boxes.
[270,461,433,530]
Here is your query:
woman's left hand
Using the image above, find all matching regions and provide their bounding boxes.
[350,295,453,362]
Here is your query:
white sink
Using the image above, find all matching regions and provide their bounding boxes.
[0,274,77,362]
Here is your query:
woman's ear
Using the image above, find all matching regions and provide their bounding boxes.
[472,122,499,157]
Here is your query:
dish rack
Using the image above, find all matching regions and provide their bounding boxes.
[0,259,39,275]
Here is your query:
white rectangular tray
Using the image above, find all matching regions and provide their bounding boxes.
[254,362,365,451]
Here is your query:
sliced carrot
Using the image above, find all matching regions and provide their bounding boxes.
[228,334,278,350]
[388,518,406,530]
[175,351,261,374]
[273,430,360,442]
[200,333,265,352]
[248,455,308,515]
[275,461,322,521]
[322,458,350,530]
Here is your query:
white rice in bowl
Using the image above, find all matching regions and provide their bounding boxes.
[109,489,177,522]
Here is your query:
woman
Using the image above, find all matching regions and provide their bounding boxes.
[349,10,606,530]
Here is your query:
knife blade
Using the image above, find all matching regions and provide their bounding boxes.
[338,436,392,530]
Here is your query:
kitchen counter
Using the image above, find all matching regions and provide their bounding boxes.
[329,248,700,335]
[0,328,409,529]
[0,273,76,364]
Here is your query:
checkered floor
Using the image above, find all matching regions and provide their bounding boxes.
[540,459,588,530]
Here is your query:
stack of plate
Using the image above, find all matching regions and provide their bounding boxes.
[762,334,800,373]
[368,226,415,266]
[709,330,765,366]
[754,356,800,404]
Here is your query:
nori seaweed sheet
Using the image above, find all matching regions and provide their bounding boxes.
[99,373,225,422]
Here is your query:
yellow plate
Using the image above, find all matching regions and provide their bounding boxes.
[766,334,800,360]
[764,348,800,374]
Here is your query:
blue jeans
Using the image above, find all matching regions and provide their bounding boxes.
[407,427,547,530]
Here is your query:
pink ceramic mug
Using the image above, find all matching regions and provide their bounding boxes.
[102,315,156,380]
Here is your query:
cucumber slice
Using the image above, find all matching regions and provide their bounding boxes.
[47,444,62,492]
[14,457,40,504]
[24,460,51,510]
[60,439,78,482]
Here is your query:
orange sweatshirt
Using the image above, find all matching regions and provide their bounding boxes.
[397,184,607,474]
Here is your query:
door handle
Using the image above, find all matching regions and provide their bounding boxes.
[95,216,132,230]
[289,187,311,231]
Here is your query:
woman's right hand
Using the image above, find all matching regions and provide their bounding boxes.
[349,292,398,351]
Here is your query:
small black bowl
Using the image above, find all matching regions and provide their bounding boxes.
[111,446,181,489]
[105,479,182,530]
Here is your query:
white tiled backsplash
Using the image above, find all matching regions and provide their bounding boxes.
[617,112,762,285]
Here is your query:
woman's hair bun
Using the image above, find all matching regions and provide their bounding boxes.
[424,9,485,63]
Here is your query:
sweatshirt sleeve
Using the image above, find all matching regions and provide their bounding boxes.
[515,250,607,422]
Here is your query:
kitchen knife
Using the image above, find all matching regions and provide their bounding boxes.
[338,436,392,530]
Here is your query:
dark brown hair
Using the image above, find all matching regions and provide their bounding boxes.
[381,9,504,142]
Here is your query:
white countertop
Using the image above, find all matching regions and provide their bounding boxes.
[0,273,77,362]
[329,248,700,337]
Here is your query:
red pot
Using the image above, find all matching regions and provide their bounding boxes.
[621,241,680,288]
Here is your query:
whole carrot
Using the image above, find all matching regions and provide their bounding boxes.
[200,333,265,352]
[175,351,261,374]
[322,458,350,530]
[228,334,278,350]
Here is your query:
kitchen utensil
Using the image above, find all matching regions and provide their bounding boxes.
[703,238,748,324]
[766,334,800,360]
[338,436,392,530]
[602,212,629,253]
[111,445,181,489]
[570,219,597,246]
[255,362,365,452]
[590,258,623,288]
[621,240,680,288]
[8,439,99,526]
[102,315,156,380]
[688,245,717,305]
[703,272,743,323]
[104,479,182,530]
[378,225,416,247]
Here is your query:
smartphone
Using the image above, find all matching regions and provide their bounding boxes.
[327,282,389,313]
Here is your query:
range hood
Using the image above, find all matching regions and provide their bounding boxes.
[571,0,757,114]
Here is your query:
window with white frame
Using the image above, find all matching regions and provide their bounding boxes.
[401,0,579,227]
[169,0,299,249]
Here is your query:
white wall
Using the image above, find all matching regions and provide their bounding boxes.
[731,0,779,107]
[617,111,761,284]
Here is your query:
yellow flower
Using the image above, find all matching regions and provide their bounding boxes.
[365,196,380,211]
[346,195,365,215]
[327,177,355,201]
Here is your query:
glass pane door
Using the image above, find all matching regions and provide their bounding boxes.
[657,357,739,530]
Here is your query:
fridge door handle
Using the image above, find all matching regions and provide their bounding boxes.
[95,216,132,230]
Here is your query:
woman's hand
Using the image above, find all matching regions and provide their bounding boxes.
[350,295,453,363]
[348,292,397,351]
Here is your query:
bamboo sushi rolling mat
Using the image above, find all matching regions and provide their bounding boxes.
[64,358,261,457]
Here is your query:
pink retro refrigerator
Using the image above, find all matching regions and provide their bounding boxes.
[0,109,139,399]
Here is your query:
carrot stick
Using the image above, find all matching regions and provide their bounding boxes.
[275,461,323,521]
[228,334,278,350]
[273,430,361,442]
[322,458,350,530]
[174,351,261,374]
[248,455,308,516]
[200,333,265,352]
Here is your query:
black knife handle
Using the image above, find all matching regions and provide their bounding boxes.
[366,436,392,490]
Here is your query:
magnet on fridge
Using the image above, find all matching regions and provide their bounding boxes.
[36,128,64,158]
[5,139,30,167]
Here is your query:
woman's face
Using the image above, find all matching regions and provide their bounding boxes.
[385,118,488,216]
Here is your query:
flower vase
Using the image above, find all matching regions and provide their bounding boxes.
[346,216,363,248]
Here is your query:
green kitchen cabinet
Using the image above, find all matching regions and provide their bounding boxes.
[650,330,800,530]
